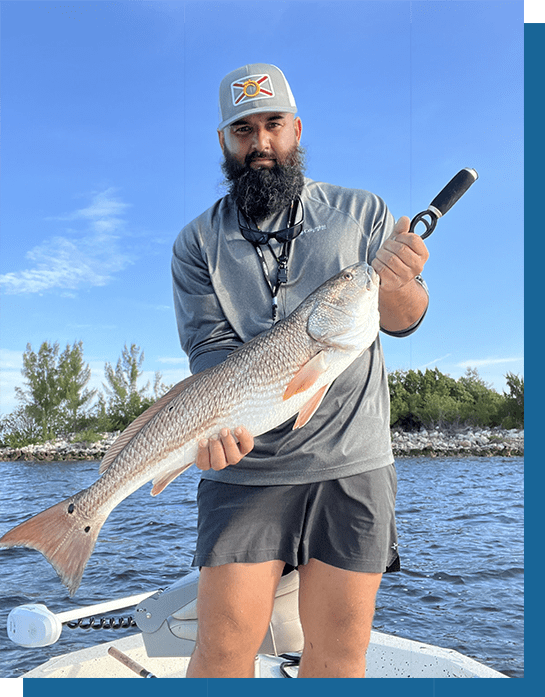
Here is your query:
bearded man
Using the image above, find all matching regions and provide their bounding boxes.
[171,63,429,678]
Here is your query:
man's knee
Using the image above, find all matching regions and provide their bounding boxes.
[195,608,267,657]
[194,562,284,657]
[188,615,263,678]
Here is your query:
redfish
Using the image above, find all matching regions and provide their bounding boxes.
[0,262,380,595]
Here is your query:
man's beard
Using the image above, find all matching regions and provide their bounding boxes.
[221,145,306,223]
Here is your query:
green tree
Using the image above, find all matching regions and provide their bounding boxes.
[387,366,505,430]
[13,340,97,441]
[457,367,503,427]
[58,341,97,434]
[102,343,169,429]
[15,341,65,440]
[0,407,41,448]
[500,372,524,428]
[388,370,411,427]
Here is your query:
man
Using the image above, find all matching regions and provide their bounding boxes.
[172,63,429,678]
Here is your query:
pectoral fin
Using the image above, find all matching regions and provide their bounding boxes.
[293,384,330,429]
[283,351,330,401]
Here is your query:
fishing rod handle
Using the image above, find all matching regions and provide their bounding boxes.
[429,168,478,217]
[108,646,158,678]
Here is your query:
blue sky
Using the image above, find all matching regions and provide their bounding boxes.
[0,0,524,416]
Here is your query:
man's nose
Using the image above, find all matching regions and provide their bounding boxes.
[251,126,270,152]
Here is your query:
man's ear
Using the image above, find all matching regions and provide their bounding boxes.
[218,129,225,152]
[294,117,303,143]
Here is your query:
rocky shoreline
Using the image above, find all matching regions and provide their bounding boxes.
[390,426,523,457]
[0,426,524,462]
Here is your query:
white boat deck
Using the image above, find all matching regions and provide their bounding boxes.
[22,631,507,679]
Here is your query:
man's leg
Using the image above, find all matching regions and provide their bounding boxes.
[297,558,382,678]
[186,560,285,678]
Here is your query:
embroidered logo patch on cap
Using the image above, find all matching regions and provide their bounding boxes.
[231,74,275,106]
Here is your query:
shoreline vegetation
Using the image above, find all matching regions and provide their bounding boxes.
[1,341,524,462]
[0,426,524,462]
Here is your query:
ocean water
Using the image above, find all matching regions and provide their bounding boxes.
[0,455,523,678]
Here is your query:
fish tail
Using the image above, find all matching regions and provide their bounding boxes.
[0,492,107,596]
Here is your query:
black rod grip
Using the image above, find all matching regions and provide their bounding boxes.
[429,168,478,216]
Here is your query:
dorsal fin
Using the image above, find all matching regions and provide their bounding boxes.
[98,369,208,475]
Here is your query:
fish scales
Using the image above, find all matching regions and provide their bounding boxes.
[119,315,316,483]
[0,262,380,594]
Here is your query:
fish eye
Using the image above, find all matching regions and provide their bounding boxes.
[343,272,353,280]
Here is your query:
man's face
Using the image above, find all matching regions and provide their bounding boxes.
[218,112,305,223]
[218,112,303,169]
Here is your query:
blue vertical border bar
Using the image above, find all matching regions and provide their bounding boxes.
[523,18,540,692]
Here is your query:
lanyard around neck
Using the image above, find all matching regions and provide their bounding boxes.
[246,200,299,321]
[253,240,292,321]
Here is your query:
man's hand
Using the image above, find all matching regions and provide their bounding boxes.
[371,216,429,292]
[196,426,254,471]
[371,215,430,333]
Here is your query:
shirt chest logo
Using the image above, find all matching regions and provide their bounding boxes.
[301,224,327,237]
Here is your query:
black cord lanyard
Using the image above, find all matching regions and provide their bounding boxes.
[253,239,292,320]
[243,199,300,321]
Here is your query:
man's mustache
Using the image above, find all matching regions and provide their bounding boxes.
[245,151,276,165]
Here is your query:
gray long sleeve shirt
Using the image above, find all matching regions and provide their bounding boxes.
[172,178,421,485]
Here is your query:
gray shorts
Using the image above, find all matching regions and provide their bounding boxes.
[192,464,400,574]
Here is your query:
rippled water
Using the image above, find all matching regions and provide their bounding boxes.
[0,456,523,678]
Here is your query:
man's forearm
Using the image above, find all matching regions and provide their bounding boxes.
[378,277,429,333]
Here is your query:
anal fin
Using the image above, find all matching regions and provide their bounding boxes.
[151,464,193,496]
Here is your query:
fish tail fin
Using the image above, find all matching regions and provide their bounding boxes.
[0,493,107,596]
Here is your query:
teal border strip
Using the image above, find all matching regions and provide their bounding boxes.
[521,18,539,692]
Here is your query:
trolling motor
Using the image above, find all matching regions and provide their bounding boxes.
[6,589,156,648]
[409,168,479,239]
[6,569,304,657]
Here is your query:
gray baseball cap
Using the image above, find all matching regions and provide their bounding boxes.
[218,63,297,130]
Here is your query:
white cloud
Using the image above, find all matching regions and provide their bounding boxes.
[456,357,523,369]
[49,188,131,223]
[418,353,451,369]
[0,189,135,295]
[157,356,190,365]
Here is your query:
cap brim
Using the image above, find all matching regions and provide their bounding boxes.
[218,105,298,130]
